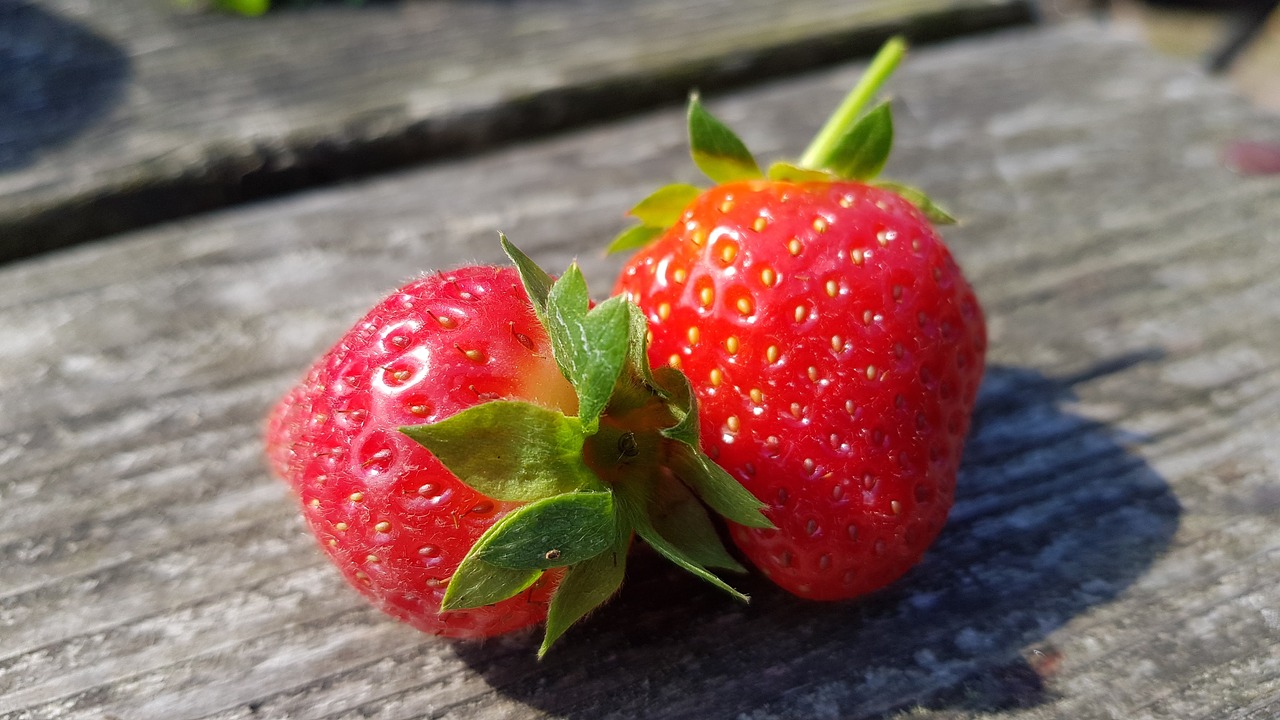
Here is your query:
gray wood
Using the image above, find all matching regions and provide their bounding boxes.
[3,21,1280,720]
[0,0,1032,261]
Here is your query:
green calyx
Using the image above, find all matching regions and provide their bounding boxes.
[400,234,772,657]
[608,35,955,255]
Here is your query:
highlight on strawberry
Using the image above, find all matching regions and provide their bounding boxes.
[610,37,987,601]
[266,235,772,656]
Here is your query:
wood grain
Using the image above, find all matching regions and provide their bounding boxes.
[0,0,1032,261]
[2,22,1280,719]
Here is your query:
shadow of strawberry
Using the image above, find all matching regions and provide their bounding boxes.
[451,359,1180,719]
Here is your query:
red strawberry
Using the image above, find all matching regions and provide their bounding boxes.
[610,38,986,601]
[267,238,772,653]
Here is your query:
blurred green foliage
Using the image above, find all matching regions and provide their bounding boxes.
[213,0,367,15]
[215,0,269,15]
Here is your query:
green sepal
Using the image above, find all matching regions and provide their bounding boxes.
[400,400,599,502]
[874,181,958,225]
[620,302,668,401]
[652,473,746,572]
[545,271,631,433]
[538,514,630,657]
[651,368,772,529]
[613,470,749,603]
[767,162,836,183]
[628,184,703,227]
[475,491,616,570]
[577,297,635,425]
[654,365,699,446]
[823,101,894,181]
[688,93,763,184]
[503,237,635,430]
[501,233,555,321]
[441,557,542,611]
[607,224,664,256]
[667,443,772,529]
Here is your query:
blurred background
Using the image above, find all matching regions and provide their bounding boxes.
[1048,0,1279,112]
[1,0,1276,266]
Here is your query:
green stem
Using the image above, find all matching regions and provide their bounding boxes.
[799,36,907,170]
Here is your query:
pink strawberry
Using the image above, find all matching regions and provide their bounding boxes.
[610,38,986,601]
[266,238,772,653]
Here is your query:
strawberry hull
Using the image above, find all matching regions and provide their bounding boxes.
[617,181,986,600]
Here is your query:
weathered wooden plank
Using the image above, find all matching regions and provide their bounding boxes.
[0,0,1032,261]
[2,22,1280,720]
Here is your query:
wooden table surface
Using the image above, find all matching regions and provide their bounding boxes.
[3,16,1280,720]
[0,0,1030,260]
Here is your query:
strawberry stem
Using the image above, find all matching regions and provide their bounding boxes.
[799,36,907,171]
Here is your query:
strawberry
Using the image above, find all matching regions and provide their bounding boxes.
[266,237,772,654]
[610,38,986,601]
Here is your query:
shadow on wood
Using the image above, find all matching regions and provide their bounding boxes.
[0,2,129,171]
[450,361,1181,719]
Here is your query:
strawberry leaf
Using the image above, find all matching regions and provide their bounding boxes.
[653,365,699,446]
[766,162,835,183]
[545,274,631,433]
[543,264,592,367]
[400,400,599,502]
[823,101,894,181]
[652,474,746,572]
[613,471,748,602]
[874,181,958,225]
[583,299,668,417]
[668,443,773,529]
[622,301,670,399]
[688,93,762,184]
[501,233,555,320]
[650,367,771,528]
[441,556,542,611]
[628,184,703,227]
[538,517,630,657]
[474,491,616,570]
[606,224,664,256]
[579,298,633,427]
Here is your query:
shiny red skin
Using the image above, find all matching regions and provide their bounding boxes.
[266,266,575,637]
[615,181,986,600]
